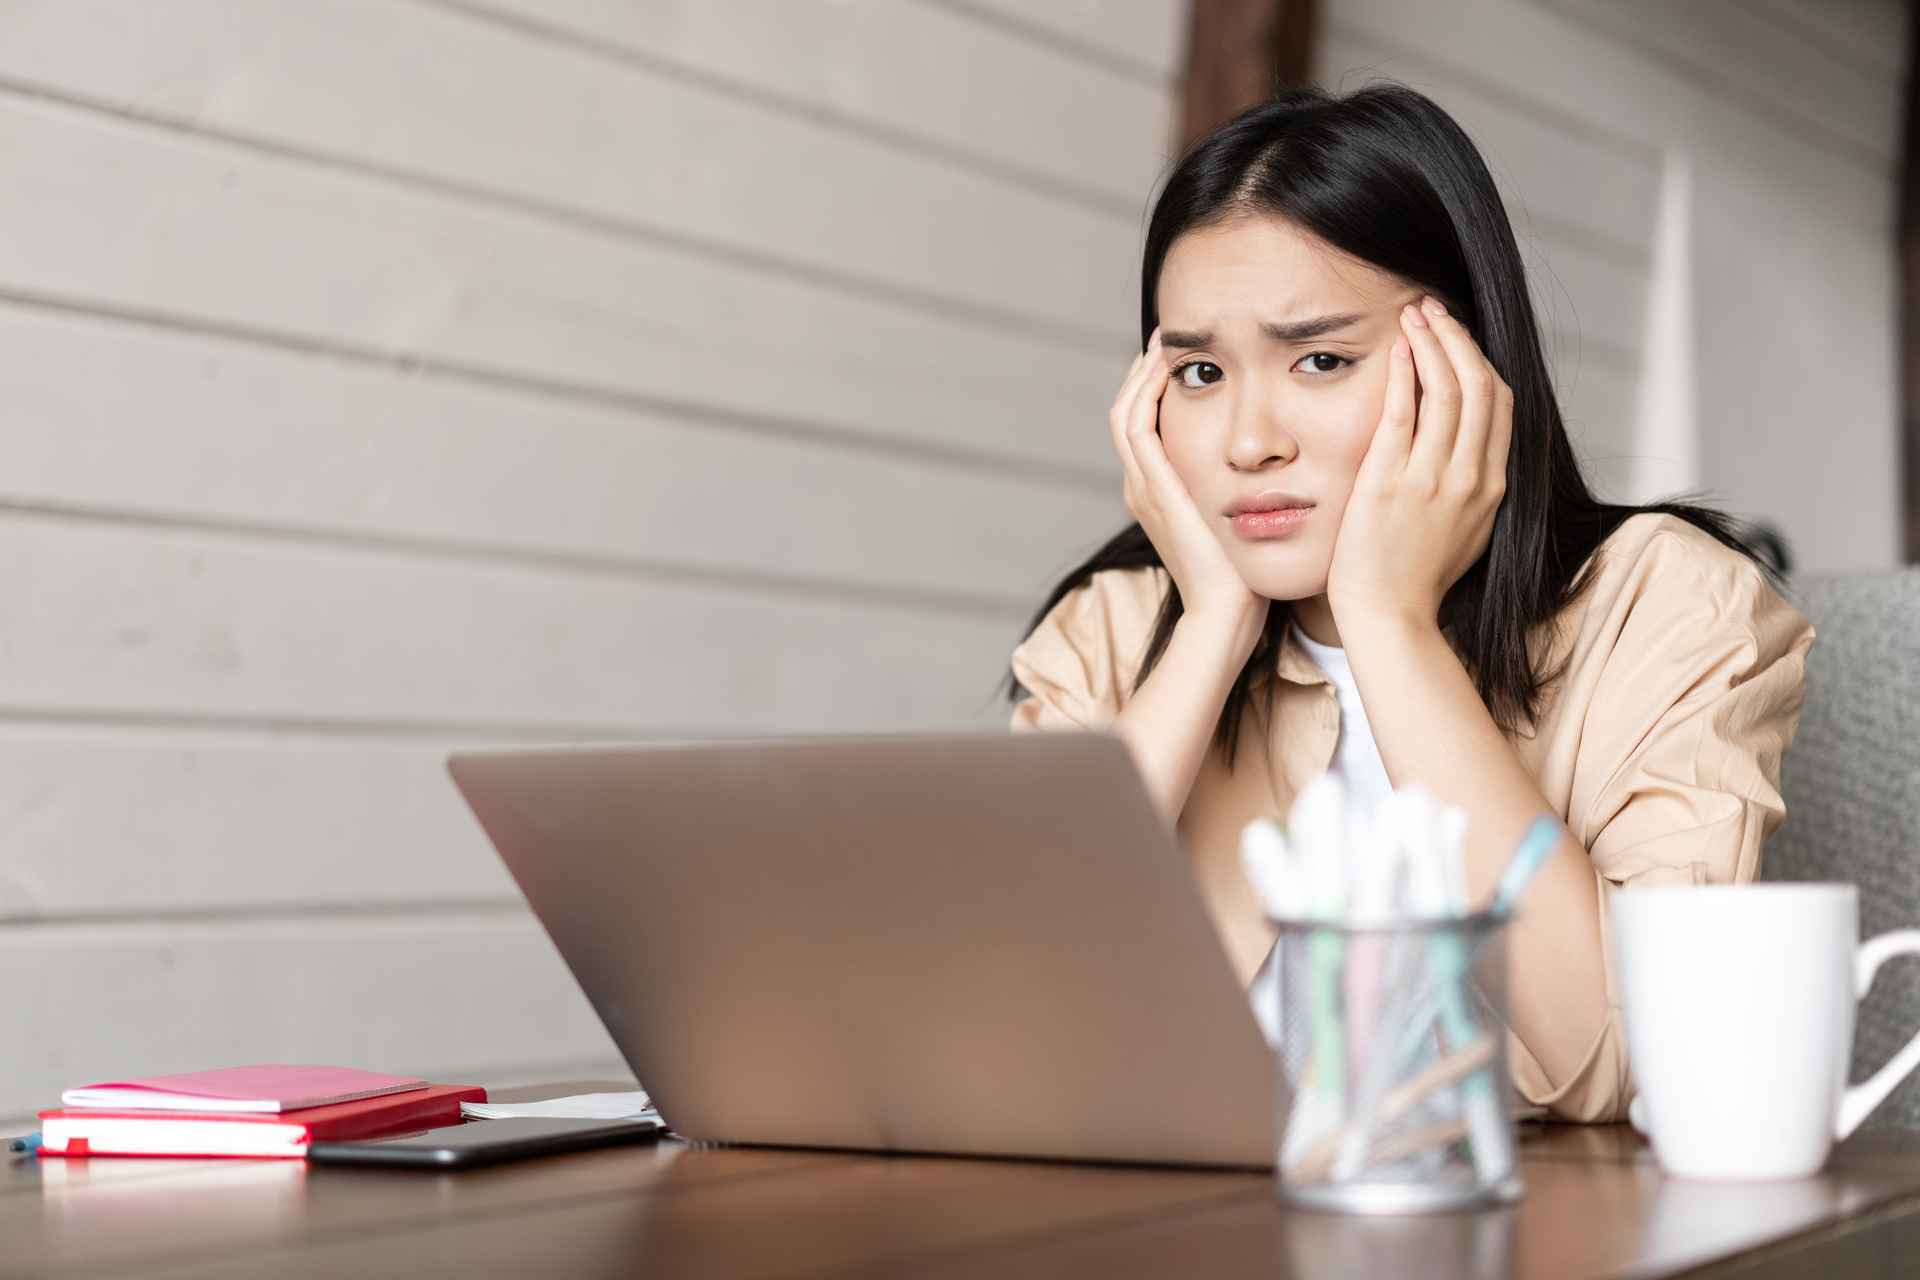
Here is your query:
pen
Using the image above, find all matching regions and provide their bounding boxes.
[1433,815,1560,1184]
[1332,797,1416,1178]
[9,1132,40,1154]
[1239,819,1301,919]
[1490,816,1564,918]
[1281,775,1350,1173]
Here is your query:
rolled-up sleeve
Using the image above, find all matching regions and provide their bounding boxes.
[1508,522,1814,1121]
[1009,567,1166,734]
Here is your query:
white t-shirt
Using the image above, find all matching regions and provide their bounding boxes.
[1247,626,1394,1043]
[1290,626,1394,832]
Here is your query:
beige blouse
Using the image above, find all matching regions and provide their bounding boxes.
[1009,513,1814,1123]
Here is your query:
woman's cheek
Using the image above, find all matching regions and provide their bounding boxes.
[1331,387,1384,473]
[1156,402,1213,491]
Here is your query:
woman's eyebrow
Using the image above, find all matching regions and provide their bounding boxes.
[1262,313,1366,340]
[1159,329,1211,349]
[1158,314,1366,349]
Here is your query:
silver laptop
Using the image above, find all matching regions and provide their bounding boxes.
[448,733,1276,1168]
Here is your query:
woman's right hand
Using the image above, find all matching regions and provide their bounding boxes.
[1110,330,1267,642]
[1107,331,1269,819]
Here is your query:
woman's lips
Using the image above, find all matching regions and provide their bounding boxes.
[1229,494,1313,538]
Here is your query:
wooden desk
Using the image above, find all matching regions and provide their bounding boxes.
[8,1083,1920,1279]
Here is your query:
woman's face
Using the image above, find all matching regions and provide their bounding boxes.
[1154,216,1422,602]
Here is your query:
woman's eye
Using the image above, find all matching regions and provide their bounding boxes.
[1175,361,1224,388]
[1296,352,1347,374]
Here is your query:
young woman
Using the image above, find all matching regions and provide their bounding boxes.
[1009,86,1813,1123]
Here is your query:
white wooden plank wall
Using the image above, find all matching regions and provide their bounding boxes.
[0,0,1176,1122]
[1318,0,1905,570]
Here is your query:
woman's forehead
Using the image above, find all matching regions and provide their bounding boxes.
[1159,217,1412,320]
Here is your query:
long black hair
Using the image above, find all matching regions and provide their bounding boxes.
[1019,84,1761,757]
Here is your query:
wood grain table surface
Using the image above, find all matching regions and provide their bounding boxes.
[8,1081,1920,1279]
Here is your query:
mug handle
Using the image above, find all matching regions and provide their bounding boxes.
[1836,928,1920,1139]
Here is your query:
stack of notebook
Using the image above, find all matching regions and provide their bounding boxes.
[37,1065,486,1158]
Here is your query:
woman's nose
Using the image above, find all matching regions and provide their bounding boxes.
[1226,396,1297,472]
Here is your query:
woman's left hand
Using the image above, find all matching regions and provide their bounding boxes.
[1327,296,1514,629]
[1322,298,1605,1087]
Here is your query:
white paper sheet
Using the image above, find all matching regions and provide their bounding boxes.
[461,1090,655,1121]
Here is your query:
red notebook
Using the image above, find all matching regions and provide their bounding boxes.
[63,1065,428,1113]
[37,1083,486,1158]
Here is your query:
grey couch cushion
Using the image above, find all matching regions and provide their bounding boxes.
[1764,569,1920,1129]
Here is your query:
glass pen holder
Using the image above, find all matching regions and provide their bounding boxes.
[1266,914,1522,1213]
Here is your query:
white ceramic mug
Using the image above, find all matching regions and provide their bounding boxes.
[1611,883,1920,1181]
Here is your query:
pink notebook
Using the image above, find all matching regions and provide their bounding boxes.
[62,1065,429,1113]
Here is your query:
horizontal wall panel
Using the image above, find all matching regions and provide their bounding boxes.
[944,0,1186,82]
[0,912,623,1121]
[0,724,520,920]
[429,0,1173,206]
[0,94,1126,476]
[0,515,1026,733]
[1740,0,1904,75]
[0,516,1021,732]
[0,0,1140,338]
[1546,0,1900,160]
[0,306,1126,604]
[1331,0,1897,200]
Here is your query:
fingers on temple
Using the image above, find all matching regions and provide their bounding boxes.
[1110,344,1167,500]
[1375,331,1417,462]
[1108,372,1144,496]
[1403,302,1463,466]
[1420,301,1504,471]
[1128,369,1183,486]
[1129,342,1169,430]
[1110,342,1155,437]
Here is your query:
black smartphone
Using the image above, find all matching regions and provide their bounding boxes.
[306,1116,665,1168]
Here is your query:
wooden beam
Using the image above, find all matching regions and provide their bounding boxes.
[1179,0,1319,153]
[1902,1,1920,562]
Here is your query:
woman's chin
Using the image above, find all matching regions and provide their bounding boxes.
[1251,579,1328,606]
[1239,566,1331,604]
